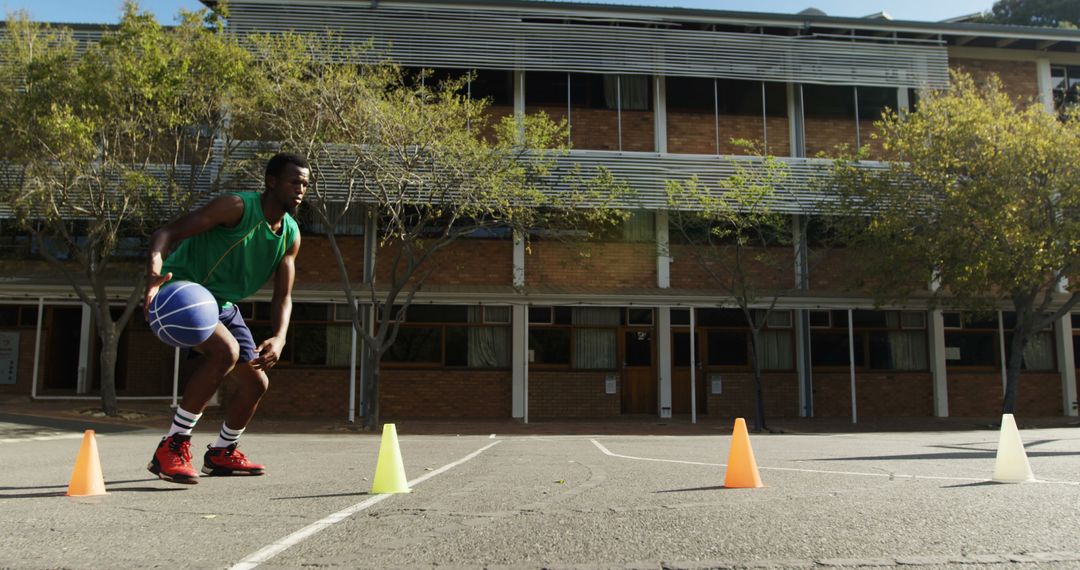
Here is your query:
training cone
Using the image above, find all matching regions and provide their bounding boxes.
[370,423,411,494]
[992,413,1035,483]
[66,430,106,497]
[723,418,764,489]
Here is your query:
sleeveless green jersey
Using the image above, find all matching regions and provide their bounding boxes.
[162,192,299,308]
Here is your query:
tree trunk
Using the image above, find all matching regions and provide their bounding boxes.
[748,327,767,432]
[98,324,119,417]
[1001,320,1029,415]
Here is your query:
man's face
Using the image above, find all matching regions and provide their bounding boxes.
[267,163,310,216]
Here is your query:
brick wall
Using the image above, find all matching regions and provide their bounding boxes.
[947,371,1063,417]
[253,367,350,417]
[812,371,934,418]
[298,236,514,289]
[528,241,656,289]
[950,58,1039,104]
[528,370,620,417]
[121,329,178,396]
[805,116,858,158]
[381,369,511,418]
[669,244,793,290]
[705,371,800,418]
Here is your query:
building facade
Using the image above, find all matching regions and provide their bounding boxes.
[2,0,1079,422]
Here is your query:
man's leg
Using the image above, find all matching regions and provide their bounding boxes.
[203,307,268,476]
[149,323,240,484]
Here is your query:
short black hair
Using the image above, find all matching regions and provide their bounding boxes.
[265,152,309,178]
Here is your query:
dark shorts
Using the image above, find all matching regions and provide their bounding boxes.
[188,304,257,364]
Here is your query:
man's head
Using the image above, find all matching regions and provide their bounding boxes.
[265,152,310,216]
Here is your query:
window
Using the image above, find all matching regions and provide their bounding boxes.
[0,305,38,328]
[627,308,654,326]
[248,303,509,369]
[942,311,1055,371]
[811,310,928,370]
[699,308,793,370]
[1051,65,1080,117]
[529,306,619,369]
[525,71,654,151]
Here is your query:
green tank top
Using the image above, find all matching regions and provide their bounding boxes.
[162,192,299,308]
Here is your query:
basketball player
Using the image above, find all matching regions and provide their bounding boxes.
[143,153,308,484]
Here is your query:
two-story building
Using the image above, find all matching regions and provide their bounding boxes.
[2,0,1079,423]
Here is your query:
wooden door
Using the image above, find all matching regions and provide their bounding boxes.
[671,330,706,414]
[620,328,656,414]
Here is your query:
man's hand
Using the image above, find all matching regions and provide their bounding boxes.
[144,271,173,321]
[252,336,286,370]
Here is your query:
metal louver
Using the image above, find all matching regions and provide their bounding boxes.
[225,1,949,89]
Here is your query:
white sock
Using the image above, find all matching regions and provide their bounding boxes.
[213,423,245,448]
[166,407,202,437]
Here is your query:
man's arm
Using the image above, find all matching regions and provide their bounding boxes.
[251,232,301,370]
[145,195,245,317]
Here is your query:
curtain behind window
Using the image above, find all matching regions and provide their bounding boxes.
[325,325,352,367]
[573,307,619,369]
[755,330,793,370]
[1023,332,1054,370]
[889,331,928,370]
[603,75,650,111]
[468,307,509,368]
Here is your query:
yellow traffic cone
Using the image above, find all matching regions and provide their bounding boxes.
[992,413,1035,483]
[724,418,764,488]
[67,430,106,497]
[371,423,411,494]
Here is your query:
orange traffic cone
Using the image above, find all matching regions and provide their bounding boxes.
[723,418,764,488]
[67,430,106,497]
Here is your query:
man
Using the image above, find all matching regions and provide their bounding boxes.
[144,152,308,484]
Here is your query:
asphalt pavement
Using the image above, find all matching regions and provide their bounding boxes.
[2,414,1080,569]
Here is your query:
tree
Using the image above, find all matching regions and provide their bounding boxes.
[978,0,1079,28]
[237,32,626,430]
[0,4,253,414]
[666,152,801,432]
[827,72,1080,414]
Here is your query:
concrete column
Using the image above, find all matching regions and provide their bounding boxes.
[1036,59,1054,114]
[514,70,526,143]
[787,83,805,158]
[654,75,667,154]
[76,303,91,394]
[513,231,525,289]
[657,306,672,418]
[928,309,949,417]
[656,211,670,289]
[1054,314,1077,416]
[512,304,528,419]
[793,214,812,417]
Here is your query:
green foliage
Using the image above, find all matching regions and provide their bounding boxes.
[235,31,628,428]
[978,0,1080,28]
[0,2,254,414]
[826,71,1080,412]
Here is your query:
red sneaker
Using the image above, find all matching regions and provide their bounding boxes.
[147,434,199,484]
[202,444,265,476]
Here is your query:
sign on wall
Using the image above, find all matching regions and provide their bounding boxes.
[0,332,18,385]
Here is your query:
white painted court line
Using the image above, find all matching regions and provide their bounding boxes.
[0,432,86,444]
[589,439,1080,486]
[229,440,502,570]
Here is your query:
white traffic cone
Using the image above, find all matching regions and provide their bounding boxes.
[992,413,1035,483]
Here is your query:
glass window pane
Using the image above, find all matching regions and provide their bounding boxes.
[869,330,928,370]
[575,328,617,369]
[671,309,691,326]
[623,330,651,367]
[0,307,16,326]
[707,331,748,365]
[944,333,995,366]
[811,332,864,366]
[405,305,468,323]
[292,303,329,322]
[529,328,570,365]
[446,327,468,366]
[384,327,442,363]
[528,307,553,324]
[468,326,511,368]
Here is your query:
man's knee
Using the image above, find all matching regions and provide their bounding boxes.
[204,339,241,374]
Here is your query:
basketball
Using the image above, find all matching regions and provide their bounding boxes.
[148,280,219,348]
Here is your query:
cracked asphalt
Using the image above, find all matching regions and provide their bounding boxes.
[2,415,1080,569]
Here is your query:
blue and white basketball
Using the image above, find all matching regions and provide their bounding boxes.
[149,280,219,348]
